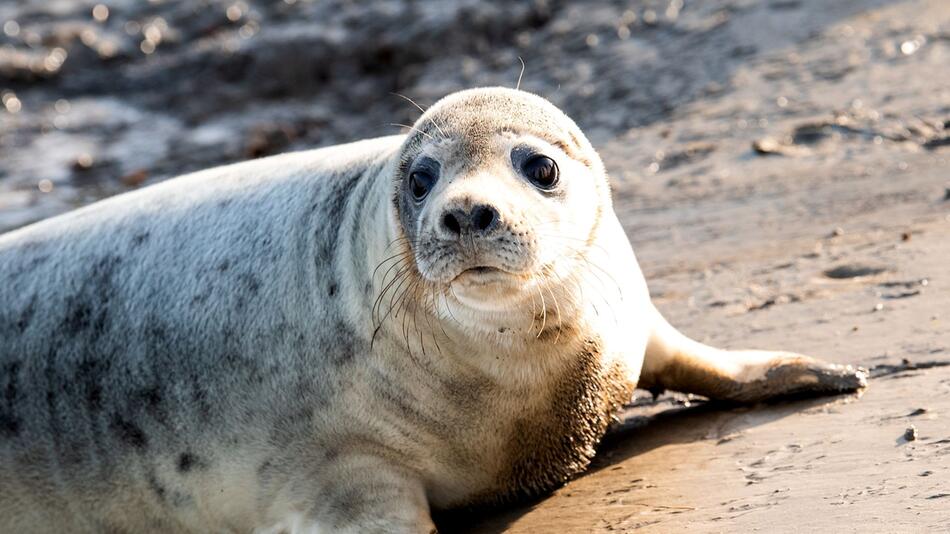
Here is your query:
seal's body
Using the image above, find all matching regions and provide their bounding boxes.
[0,88,864,533]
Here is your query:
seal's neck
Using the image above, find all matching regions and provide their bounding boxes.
[325,147,402,337]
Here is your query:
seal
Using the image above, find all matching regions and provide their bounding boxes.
[0,87,865,533]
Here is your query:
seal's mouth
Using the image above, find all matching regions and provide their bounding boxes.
[465,266,500,275]
[445,262,541,312]
[452,265,523,285]
[415,236,539,287]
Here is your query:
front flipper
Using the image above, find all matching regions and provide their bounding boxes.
[638,307,867,403]
[261,454,436,534]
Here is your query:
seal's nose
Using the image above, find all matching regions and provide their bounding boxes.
[441,204,499,237]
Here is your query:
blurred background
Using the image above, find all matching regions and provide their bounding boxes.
[2,1,949,530]
[1,0,945,234]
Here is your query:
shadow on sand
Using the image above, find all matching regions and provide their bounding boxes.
[435,393,848,533]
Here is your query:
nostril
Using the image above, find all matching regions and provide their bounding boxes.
[472,205,498,233]
[442,212,461,235]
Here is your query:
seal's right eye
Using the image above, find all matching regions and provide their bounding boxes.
[409,170,436,201]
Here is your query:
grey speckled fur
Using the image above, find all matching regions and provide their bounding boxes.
[0,88,865,533]
[0,134,405,532]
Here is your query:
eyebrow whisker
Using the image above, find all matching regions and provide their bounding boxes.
[391,92,448,138]
[516,56,526,91]
[390,123,434,140]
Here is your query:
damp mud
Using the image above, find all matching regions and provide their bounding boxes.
[1,0,948,532]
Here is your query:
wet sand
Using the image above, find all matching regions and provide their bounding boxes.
[2,0,948,531]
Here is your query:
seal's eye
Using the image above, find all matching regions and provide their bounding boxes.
[409,170,436,201]
[523,155,559,191]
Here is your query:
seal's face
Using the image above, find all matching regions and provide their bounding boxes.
[394,88,609,318]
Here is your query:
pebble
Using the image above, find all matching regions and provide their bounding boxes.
[120,169,149,187]
[752,137,781,154]
[903,425,918,441]
[72,154,94,171]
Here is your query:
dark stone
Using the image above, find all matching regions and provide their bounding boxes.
[823,264,888,279]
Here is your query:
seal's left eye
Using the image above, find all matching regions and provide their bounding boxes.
[523,155,559,191]
[409,170,436,201]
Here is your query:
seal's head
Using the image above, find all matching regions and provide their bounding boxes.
[392,88,610,327]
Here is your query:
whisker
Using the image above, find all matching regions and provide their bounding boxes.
[389,269,416,320]
[535,283,547,338]
[533,231,624,297]
[391,92,448,138]
[372,250,409,283]
[373,263,410,317]
[422,290,446,357]
[441,288,463,327]
[516,56,526,91]
[391,91,429,116]
[545,281,563,344]
[390,122,434,140]
[373,265,415,329]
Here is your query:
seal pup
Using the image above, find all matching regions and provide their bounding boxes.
[0,87,865,533]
